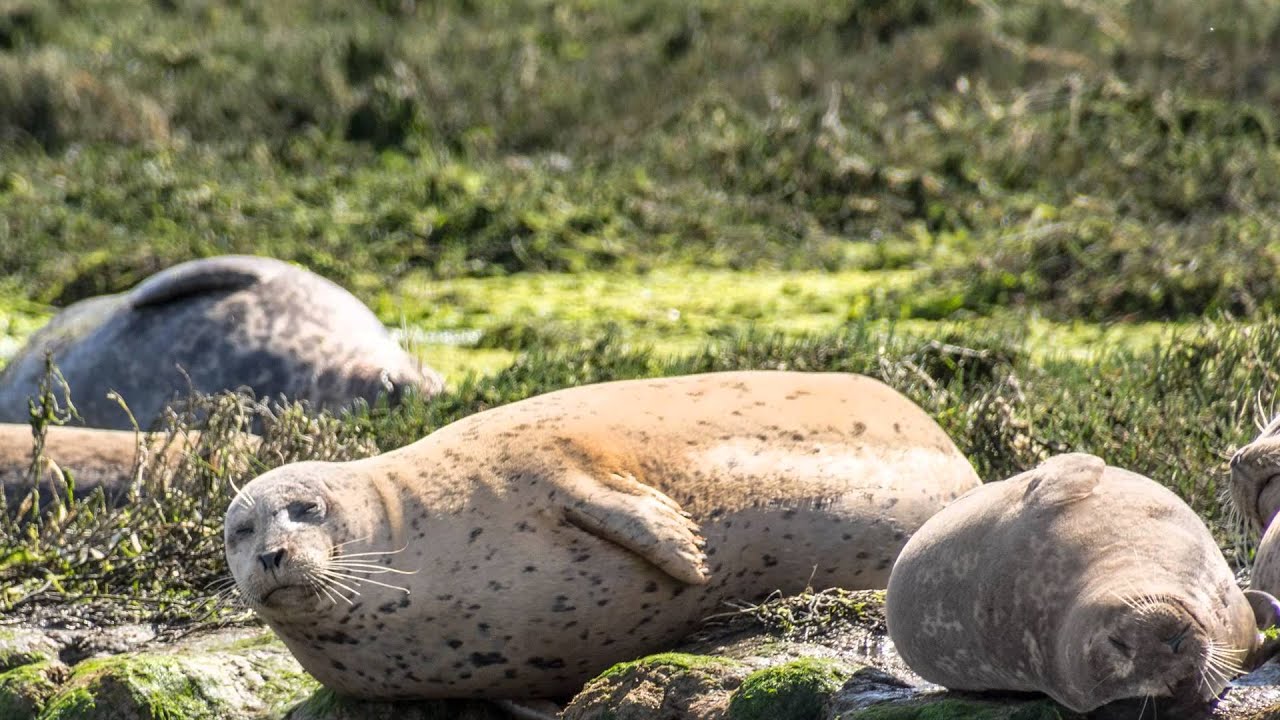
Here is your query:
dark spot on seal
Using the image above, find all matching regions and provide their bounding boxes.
[528,657,567,670]
[762,554,779,567]
[332,660,347,670]
[855,551,870,559]
[446,639,463,649]
[644,581,659,593]
[471,652,507,667]
[469,528,483,543]
[379,601,399,613]
[552,595,576,612]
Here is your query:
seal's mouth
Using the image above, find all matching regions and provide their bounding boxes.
[259,584,311,607]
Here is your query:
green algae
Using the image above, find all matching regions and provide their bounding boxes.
[39,655,219,720]
[594,652,743,684]
[0,661,63,720]
[728,658,856,720]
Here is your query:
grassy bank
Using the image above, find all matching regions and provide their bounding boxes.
[1,0,1278,625]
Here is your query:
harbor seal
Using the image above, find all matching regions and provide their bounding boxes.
[886,453,1280,713]
[224,370,982,699]
[0,255,443,430]
[1230,413,1280,536]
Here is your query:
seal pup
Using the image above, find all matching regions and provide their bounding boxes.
[224,370,982,699]
[886,453,1280,713]
[1230,413,1280,536]
[0,255,443,430]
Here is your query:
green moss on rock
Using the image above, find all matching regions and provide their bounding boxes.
[728,658,856,720]
[0,660,65,719]
[39,655,219,720]
[0,630,57,673]
[593,652,741,684]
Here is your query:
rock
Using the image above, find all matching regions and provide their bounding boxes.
[0,660,69,718]
[0,628,59,671]
[728,658,859,720]
[562,588,1280,720]
[562,653,749,720]
[4,589,1280,719]
[36,631,316,720]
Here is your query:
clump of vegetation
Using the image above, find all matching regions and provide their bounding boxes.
[0,365,378,626]
[727,658,855,720]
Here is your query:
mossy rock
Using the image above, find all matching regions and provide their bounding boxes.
[840,699,1079,720]
[564,652,748,720]
[0,660,67,720]
[38,643,316,720]
[286,688,507,720]
[727,658,857,720]
[0,630,58,673]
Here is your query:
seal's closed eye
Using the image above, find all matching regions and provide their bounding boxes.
[1107,635,1130,654]
[232,523,254,539]
[287,500,325,522]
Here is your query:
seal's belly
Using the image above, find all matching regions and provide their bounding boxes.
[286,497,921,700]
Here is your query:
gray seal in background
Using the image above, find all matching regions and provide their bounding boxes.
[0,255,443,430]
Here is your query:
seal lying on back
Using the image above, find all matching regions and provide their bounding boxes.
[0,255,443,430]
[225,370,981,699]
[887,453,1280,713]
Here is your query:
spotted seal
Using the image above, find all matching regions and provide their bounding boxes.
[0,255,443,430]
[224,370,981,699]
[886,453,1280,713]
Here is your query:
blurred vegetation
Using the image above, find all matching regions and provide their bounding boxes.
[0,0,1278,320]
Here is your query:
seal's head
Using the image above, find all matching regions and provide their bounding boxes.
[1059,587,1280,711]
[1230,414,1280,534]
[224,462,346,615]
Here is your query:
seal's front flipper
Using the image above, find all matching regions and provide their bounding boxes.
[559,470,710,585]
[1246,589,1280,669]
[1022,453,1105,509]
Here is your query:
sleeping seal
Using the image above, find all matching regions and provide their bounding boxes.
[887,453,1280,713]
[0,255,443,430]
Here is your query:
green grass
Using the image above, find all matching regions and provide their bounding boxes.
[0,0,1278,633]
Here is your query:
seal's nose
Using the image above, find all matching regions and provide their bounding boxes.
[258,548,287,571]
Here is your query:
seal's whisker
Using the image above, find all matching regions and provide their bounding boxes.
[1109,588,1142,612]
[313,571,363,597]
[331,534,375,550]
[328,560,420,575]
[307,575,348,606]
[1204,642,1244,678]
[332,544,410,559]
[319,569,411,595]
